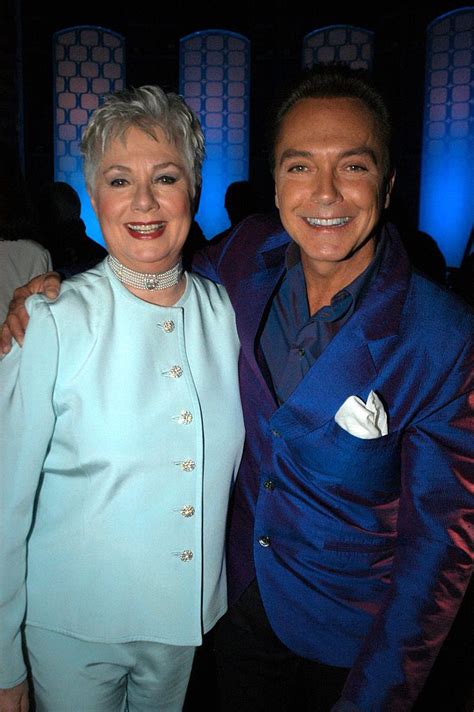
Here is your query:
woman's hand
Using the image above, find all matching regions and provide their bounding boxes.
[0,272,62,353]
[0,681,29,712]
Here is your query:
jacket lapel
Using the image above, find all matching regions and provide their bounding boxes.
[233,233,289,402]
[270,224,411,437]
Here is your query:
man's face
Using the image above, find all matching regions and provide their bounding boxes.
[274,97,393,279]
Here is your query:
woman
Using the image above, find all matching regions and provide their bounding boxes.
[0,86,244,711]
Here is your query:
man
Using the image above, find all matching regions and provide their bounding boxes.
[195,66,473,711]
[2,66,473,711]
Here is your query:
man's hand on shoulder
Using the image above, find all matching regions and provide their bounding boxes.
[0,272,62,353]
[0,680,29,712]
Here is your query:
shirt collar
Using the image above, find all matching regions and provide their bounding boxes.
[284,233,385,314]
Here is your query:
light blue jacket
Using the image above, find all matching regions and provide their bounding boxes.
[0,261,245,687]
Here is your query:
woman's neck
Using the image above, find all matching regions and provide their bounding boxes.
[126,275,187,306]
[107,253,186,305]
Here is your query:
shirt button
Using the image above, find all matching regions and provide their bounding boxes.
[298,348,305,357]
[162,320,175,333]
[263,480,275,490]
[176,459,196,472]
[180,505,195,518]
[271,429,281,438]
[179,550,193,562]
[163,365,183,378]
[176,410,193,425]
[258,536,271,548]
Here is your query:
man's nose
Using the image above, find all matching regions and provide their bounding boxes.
[310,170,342,205]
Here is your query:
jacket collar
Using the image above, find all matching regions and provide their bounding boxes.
[252,222,409,335]
[251,223,413,435]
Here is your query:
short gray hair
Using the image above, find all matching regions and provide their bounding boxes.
[81,85,205,198]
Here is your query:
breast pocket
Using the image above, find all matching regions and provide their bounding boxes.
[284,418,402,497]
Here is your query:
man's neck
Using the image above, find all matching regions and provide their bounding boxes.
[302,245,375,316]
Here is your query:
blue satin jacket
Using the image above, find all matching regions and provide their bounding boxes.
[194,216,474,712]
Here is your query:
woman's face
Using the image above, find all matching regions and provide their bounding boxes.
[89,126,193,273]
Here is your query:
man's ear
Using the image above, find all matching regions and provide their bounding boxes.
[384,170,396,209]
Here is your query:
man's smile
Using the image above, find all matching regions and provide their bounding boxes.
[302,216,351,227]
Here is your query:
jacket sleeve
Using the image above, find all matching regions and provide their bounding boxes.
[191,236,226,284]
[0,297,58,687]
[191,213,281,283]
[338,334,474,711]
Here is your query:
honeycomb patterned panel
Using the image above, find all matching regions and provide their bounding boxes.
[53,26,125,244]
[419,8,473,266]
[302,25,374,70]
[180,31,250,237]
[424,10,473,151]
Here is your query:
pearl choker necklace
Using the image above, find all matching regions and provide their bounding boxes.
[107,254,183,291]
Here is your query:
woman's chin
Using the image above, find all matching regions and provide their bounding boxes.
[110,251,182,274]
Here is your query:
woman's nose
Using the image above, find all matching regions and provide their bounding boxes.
[132,183,159,211]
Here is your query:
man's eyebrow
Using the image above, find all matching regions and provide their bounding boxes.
[339,147,379,165]
[278,149,313,166]
[278,146,379,166]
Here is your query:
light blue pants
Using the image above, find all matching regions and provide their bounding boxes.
[26,626,195,712]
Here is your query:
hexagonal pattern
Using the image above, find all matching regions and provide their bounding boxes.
[419,8,473,267]
[424,10,473,152]
[180,31,250,237]
[53,26,125,186]
[303,25,373,71]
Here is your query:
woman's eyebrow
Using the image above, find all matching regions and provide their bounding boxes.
[103,161,184,173]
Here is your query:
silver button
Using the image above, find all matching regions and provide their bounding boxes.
[174,410,193,425]
[176,459,196,472]
[179,550,193,562]
[180,505,195,518]
[162,320,175,333]
[263,480,275,490]
[271,429,281,437]
[163,365,183,379]
[258,536,271,548]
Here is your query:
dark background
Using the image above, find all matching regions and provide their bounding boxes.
[2,1,473,709]
[2,0,469,236]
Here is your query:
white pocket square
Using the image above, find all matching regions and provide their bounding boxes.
[334,390,388,439]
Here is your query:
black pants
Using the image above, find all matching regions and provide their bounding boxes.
[214,579,350,712]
